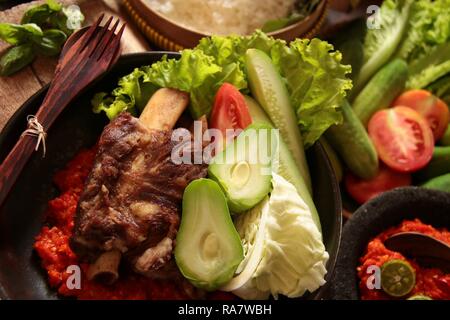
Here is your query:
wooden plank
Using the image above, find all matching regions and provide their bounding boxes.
[0,2,43,130]
[0,0,150,131]
[0,67,43,130]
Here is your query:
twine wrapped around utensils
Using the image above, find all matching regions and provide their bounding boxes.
[21,115,47,157]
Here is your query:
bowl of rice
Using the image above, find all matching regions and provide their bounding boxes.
[124,0,327,50]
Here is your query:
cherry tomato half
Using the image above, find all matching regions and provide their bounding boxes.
[210,83,252,140]
[392,90,450,141]
[368,106,434,172]
[345,165,412,204]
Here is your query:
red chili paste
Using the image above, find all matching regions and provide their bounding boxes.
[34,148,234,300]
[358,219,450,300]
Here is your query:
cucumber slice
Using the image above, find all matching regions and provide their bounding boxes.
[208,123,274,213]
[244,96,321,232]
[175,179,244,291]
[381,259,416,298]
[245,48,312,194]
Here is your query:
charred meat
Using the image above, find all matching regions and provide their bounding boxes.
[71,89,207,280]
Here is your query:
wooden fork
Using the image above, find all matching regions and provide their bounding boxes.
[0,15,125,206]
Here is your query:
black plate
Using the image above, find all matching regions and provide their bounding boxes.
[329,187,450,300]
[0,52,342,300]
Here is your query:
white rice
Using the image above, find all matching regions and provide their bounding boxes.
[145,0,296,35]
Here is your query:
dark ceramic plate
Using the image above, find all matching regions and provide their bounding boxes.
[329,187,450,300]
[0,52,342,300]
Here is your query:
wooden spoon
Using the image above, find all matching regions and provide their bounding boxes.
[384,232,450,273]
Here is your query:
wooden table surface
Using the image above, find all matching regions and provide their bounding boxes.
[0,0,150,131]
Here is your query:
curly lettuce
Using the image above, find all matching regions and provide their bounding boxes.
[93,31,351,147]
[400,0,450,90]
[144,52,246,118]
[396,0,450,63]
[93,50,246,119]
[92,67,158,118]
[196,31,352,147]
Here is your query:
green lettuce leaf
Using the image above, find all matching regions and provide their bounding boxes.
[396,0,450,63]
[352,0,413,96]
[282,39,352,147]
[93,31,351,147]
[397,0,450,90]
[92,67,158,119]
[196,31,352,147]
[92,50,246,120]
[142,51,246,118]
[407,59,450,90]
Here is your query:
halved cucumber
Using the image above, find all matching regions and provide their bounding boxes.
[208,123,275,213]
[175,179,243,291]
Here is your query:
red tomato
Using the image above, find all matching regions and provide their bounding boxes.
[210,83,252,140]
[392,90,450,141]
[345,165,412,204]
[368,106,434,172]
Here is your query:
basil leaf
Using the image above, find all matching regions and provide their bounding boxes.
[47,0,63,11]
[21,0,62,26]
[32,29,67,56]
[0,23,43,45]
[0,43,35,76]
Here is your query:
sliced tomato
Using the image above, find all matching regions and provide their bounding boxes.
[368,106,434,172]
[392,90,450,141]
[345,165,412,204]
[210,83,252,139]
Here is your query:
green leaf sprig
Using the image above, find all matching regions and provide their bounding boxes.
[0,0,84,76]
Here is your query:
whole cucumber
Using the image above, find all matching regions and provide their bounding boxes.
[246,49,312,193]
[336,38,364,82]
[421,173,450,193]
[352,59,408,126]
[440,125,450,146]
[325,100,379,179]
[415,146,450,182]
